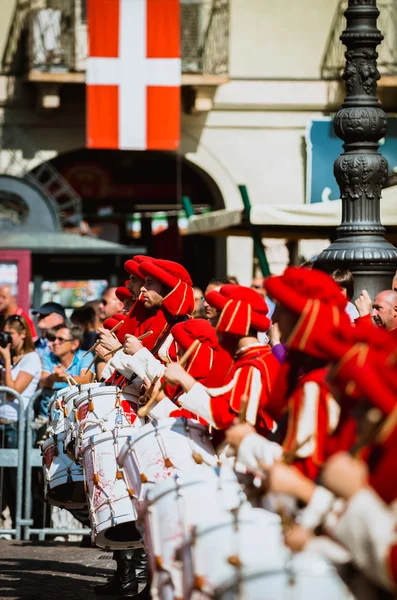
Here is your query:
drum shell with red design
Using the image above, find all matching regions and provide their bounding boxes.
[41,433,86,509]
[117,417,218,506]
[63,383,102,460]
[74,386,142,463]
[80,427,142,550]
[138,463,245,600]
[47,385,76,437]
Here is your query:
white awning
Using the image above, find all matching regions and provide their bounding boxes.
[187,185,397,237]
[0,232,145,255]
[188,209,243,235]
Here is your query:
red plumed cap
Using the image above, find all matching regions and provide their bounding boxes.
[206,284,271,335]
[112,313,125,322]
[329,344,397,416]
[115,286,132,302]
[171,318,219,351]
[171,318,220,380]
[139,259,194,317]
[287,300,352,360]
[139,259,193,288]
[265,267,347,314]
[103,317,119,330]
[103,314,125,342]
[124,255,154,278]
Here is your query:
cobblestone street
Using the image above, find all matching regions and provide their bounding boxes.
[0,540,144,600]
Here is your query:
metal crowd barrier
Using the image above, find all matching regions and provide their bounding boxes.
[0,386,26,540]
[23,388,91,541]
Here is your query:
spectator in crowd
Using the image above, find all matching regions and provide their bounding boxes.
[226,275,239,284]
[193,286,205,318]
[250,275,275,345]
[0,284,37,341]
[331,269,360,322]
[0,315,41,528]
[32,302,66,359]
[354,286,397,335]
[371,290,397,333]
[85,300,102,326]
[38,324,95,419]
[71,304,99,351]
[251,275,276,319]
[98,287,124,322]
[251,276,266,298]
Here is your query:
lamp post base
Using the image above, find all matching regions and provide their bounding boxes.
[316,234,397,300]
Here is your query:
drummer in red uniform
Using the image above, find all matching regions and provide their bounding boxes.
[163,284,280,438]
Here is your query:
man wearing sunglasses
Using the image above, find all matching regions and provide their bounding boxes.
[32,302,66,359]
[38,324,95,419]
[98,287,124,322]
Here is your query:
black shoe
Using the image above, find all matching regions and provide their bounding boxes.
[130,584,151,599]
[94,576,139,597]
[94,551,139,597]
[134,549,148,583]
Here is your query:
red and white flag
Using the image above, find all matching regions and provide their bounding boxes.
[86,0,180,150]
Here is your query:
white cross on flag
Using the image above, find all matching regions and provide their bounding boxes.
[86,0,181,150]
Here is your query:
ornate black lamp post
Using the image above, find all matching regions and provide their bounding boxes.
[316,0,397,300]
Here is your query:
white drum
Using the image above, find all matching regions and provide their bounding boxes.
[75,385,141,460]
[63,383,102,460]
[47,385,76,437]
[140,464,247,600]
[76,386,143,549]
[181,503,284,598]
[117,417,218,504]
[80,427,142,549]
[214,551,351,600]
[42,433,86,508]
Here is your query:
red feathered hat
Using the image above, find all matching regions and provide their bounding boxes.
[139,259,194,316]
[206,284,271,335]
[171,318,219,380]
[329,344,397,416]
[124,255,154,278]
[287,300,352,360]
[139,259,193,287]
[115,286,132,302]
[265,267,347,314]
[103,317,120,331]
[171,318,218,352]
[103,314,125,342]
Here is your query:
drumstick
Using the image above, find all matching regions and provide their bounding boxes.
[138,374,160,406]
[137,339,200,418]
[84,353,99,375]
[82,320,124,357]
[103,330,153,358]
[66,374,78,387]
[238,396,248,424]
[282,434,313,465]
[85,330,154,373]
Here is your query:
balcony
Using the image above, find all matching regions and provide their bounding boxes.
[2,0,230,87]
[322,0,397,85]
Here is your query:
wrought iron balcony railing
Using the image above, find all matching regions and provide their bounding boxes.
[322,0,397,80]
[2,0,229,78]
